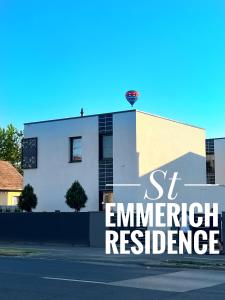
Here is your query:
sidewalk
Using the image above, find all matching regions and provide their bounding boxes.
[0,242,225,271]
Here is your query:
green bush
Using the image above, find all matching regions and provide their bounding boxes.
[65,181,87,212]
[18,184,37,212]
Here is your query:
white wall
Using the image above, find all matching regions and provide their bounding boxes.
[24,116,99,212]
[135,112,225,213]
[113,111,139,204]
[24,111,225,213]
[182,185,225,213]
[136,111,207,205]
[113,111,208,207]
[215,138,225,185]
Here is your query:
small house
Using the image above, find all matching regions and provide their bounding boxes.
[0,161,23,208]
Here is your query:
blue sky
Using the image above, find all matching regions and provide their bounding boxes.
[0,0,225,137]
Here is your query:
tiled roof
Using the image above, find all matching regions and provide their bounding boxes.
[0,161,23,191]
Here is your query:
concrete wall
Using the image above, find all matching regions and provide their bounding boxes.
[136,111,206,180]
[215,138,225,185]
[89,212,105,247]
[113,111,214,209]
[24,117,99,212]
[135,112,225,212]
[135,111,206,205]
[186,185,225,213]
[113,111,139,204]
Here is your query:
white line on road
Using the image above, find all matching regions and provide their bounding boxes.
[42,270,225,293]
[42,277,108,285]
[106,184,141,187]
[184,184,220,187]
[111,270,225,292]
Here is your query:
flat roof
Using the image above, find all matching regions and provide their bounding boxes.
[206,137,225,140]
[136,110,204,130]
[24,109,136,125]
[24,109,204,130]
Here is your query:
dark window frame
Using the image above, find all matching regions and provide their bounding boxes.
[99,133,113,160]
[22,137,38,169]
[69,136,82,163]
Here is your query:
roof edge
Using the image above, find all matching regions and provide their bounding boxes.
[24,109,136,126]
[0,188,23,192]
[136,110,205,130]
[24,108,204,130]
[206,137,225,140]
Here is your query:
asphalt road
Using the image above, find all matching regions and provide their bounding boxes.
[0,256,225,300]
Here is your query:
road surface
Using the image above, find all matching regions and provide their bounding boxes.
[0,256,225,299]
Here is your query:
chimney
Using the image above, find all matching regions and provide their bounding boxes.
[80,108,84,117]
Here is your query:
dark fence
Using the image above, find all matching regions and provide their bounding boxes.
[0,212,91,245]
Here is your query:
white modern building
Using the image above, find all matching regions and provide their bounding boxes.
[22,109,225,212]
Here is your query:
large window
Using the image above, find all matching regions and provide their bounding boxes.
[70,137,82,162]
[100,135,112,159]
[22,138,38,169]
[206,154,215,184]
[206,155,215,173]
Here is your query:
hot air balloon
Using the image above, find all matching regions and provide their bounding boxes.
[125,90,139,107]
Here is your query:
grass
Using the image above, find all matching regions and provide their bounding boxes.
[161,259,225,270]
[0,247,40,257]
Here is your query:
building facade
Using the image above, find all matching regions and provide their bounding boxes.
[0,161,23,210]
[22,109,210,212]
[206,138,225,185]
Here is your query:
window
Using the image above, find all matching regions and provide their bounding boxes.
[70,137,82,162]
[102,192,113,211]
[206,155,215,173]
[12,196,19,206]
[206,154,215,184]
[22,138,38,169]
[100,135,112,159]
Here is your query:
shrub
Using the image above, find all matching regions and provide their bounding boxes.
[18,184,37,212]
[65,181,87,212]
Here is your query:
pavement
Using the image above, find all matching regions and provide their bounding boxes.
[0,243,225,299]
[0,242,225,270]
